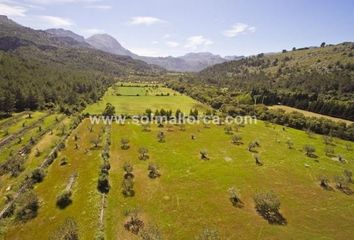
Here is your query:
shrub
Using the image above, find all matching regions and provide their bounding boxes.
[15,191,39,221]
[124,210,144,234]
[56,190,72,209]
[253,154,263,166]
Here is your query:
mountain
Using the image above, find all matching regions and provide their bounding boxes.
[46,28,86,43]
[0,15,160,114]
[86,34,137,57]
[85,33,240,72]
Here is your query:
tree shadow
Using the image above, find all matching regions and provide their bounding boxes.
[257,210,287,225]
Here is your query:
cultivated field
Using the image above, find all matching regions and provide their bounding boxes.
[0,85,353,240]
[84,83,210,115]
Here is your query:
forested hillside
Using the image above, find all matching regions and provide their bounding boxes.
[0,16,160,116]
[197,43,354,120]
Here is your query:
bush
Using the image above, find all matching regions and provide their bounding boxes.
[228,187,243,208]
[15,191,39,221]
[139,225,162,240]
[200,149,209,160]
[56,190,72,209]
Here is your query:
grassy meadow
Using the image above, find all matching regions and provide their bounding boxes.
[0,84,353,240]
[84,83,210,115]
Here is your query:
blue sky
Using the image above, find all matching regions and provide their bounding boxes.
[0,0,353,57]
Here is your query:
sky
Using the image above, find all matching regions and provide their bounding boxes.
[0,0,353,57]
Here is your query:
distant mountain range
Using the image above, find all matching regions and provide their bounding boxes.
[44,29,243,72]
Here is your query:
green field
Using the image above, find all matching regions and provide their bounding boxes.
[0,85,353,240]
[84,83,210,115]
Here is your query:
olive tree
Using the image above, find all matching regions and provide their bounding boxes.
[148,163,161,179]
[121,138,130,150]
[254,191,286,224]
[228,187,243,207]
[200,149,209,160]
[157,131,165,143]
[303,145,316,157]
[231,135,242,145]
[138,147,149,160]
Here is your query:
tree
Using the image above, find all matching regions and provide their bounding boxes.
[121,138,130,150]
[157,131,165,143]
[31,168,46,183]
[231,135,242,145]
[248,140,260,152]
[320,42,326,47]
[224,125,233,135]
[123,162,134,179]
[148,163,161,179]
[303,145,316,157]
[285,139,293,149]
[254,191,285,224]
[138,147,149,160]
[253,154,263,166]
[228,187,243,207]
[56,190,72,209]
[102,103,116,117]
[122,178,134,197]
[318,175,330,189]
[15,191,39,221]
[98,172,110,194]
[91,137,100,148]
[50,218,79,240]
[334,175,349,190]
[200,149,209,160]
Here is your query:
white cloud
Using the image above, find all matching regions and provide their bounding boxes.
[184,35,213,50]
[152,40,159,45]
[223,23,255,37]
[85,5,112,10]
[37,15,74,27]
[166,41,179,48]
[0,3,27,17]
[162,34,170,39]
[128,16,164,26]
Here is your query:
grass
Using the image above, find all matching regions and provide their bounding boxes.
[84,83,210,115]
[104,121,354,239]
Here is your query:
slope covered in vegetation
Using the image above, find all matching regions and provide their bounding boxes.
[196,43,354,120]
